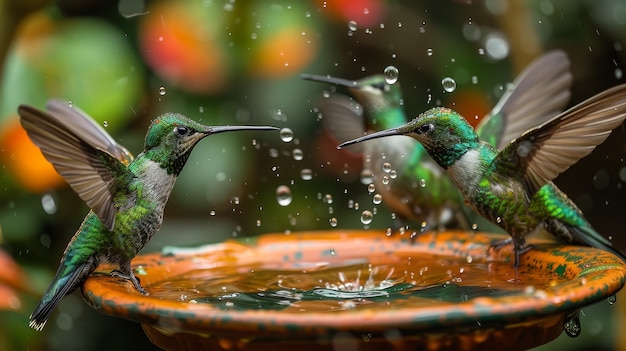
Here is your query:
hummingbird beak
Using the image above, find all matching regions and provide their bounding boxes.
[337,128,402,149]
[301,73,358,88]
[205,125,279,135]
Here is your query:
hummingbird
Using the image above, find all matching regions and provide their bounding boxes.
[337,84,626,266]
[303,50,572,231]
[18,100,277,330]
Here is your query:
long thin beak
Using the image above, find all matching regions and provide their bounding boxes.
[206,125,279,135]
[337,128,402,149]
[301,73,357,88]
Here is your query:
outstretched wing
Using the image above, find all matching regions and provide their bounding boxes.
[317,94,367,154]
[493,84,626,195]
[45,100,134,165]
[18,101,135,231]
[477,50,572,149]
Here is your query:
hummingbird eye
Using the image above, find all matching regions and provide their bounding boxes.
[174,126,189,136]
[417,124,434,134]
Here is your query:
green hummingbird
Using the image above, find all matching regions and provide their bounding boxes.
[303,50,572,231]
[337,84,626,266]
[18,100,277,330]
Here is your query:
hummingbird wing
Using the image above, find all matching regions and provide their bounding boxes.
[18,102,135,231]
[494,84,626,194]
[477,50,572,150]
[45,100,134,165]
[318,94,367,153]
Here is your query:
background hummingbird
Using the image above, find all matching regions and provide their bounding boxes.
[18,100,277,330]
[303,50,572,232]
[338,84,626,266]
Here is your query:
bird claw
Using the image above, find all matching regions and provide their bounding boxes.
[488,238,532,268]
[110,270,148,295]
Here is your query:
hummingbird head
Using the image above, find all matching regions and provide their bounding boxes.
[338,107,479,168]
[302,73,404,127]
[144,113,277,175]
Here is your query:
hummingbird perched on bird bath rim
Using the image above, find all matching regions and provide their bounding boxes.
[18,100,278,330]
[337,84,626,266]
[303,50,572,232]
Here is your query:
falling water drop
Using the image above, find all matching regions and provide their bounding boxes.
[300,169,313,180]
[360,210,374,225]
[382,162,392,173]
[383,66,399,84]
[348,20,357,32]
[276,185,292,206]
[323,194,333,204]
[367,183,376,193]
[103,121,109,128]
[441,77,457,93]
[159,86,166,96]
[280,128,294,142]
[426,48,433,56]
[373,194,382,205]
[292,148,303,160]
[419,179,426,188]
[564,311,581,338]
[360,169,374,184]
[41,194,57,214]
[329,218,338,227]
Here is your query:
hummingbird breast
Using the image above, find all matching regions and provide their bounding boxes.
[109,159,177,259]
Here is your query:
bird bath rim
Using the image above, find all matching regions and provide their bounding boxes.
[81,230,626,350]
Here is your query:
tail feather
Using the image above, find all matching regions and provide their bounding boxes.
[568,224,626,262]
[29,261,96,331]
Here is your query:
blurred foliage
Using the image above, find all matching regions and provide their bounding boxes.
[0,0,625,350]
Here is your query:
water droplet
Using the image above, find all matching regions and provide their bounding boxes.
[616,68,623,80]
[360,169,374,184]
[280,128,293,143]
[300,169,313,180]
[426,48,433,56]
[103,121,109,128]
[348,20,357,32]
[608,294,617,305]
[329,218,338,227]
[209,210,216,216]
[360,210,374,225]
[373,194,382,204]
[564,311,581,337]
[496,216,502,223]
[367,183,376,193]
[471,76,478,84]
[276,185,292,206]
[383,66,399,84]
[41,194,57,214]
[441,77,457,93]
[382,175,390,185]
[292,148,303,160]
[323,194,333,204]
[159,86,166,96]
[419,179,426,188]
[382,162,392,173]
[471,223,478,230]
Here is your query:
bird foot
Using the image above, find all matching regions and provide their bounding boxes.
[488,239,532,268]
[489,237,513,251]
[110,270,148,295]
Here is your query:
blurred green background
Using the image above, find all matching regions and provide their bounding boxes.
[1,0,625,350]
